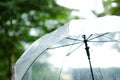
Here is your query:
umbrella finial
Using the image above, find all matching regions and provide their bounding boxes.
[83,35,90,59]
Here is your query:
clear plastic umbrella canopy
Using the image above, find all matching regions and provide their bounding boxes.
[14,15,120,80]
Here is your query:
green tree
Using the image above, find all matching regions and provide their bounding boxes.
[92,0,120,17]
[102,0,120,15]
[0,0,71,80]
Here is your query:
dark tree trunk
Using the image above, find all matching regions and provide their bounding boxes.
[8,55,14,80]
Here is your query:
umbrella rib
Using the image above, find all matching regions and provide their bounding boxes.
[88,33,120,42]
[88,40,120,42]
[58,56,67,80]
[65,37,84,55]
[58,36,82,80]
[87,34,93,40]
[48,42,82,49]
[88,32,109,41]
[66,43,83,56]
[103,35,120,42]
[57,44,84,80]
[66,37,83,41]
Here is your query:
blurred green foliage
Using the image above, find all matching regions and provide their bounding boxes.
[0,0,71,80]
[103,0,120,15]
[93,0,120,17]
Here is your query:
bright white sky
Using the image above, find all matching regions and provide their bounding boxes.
[56,0,104,18]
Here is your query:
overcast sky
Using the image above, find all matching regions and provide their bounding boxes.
[56,0,104,18]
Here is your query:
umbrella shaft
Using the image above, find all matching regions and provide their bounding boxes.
[83,35,90,58]
[85,43,95,80]
[88,58,95,80]
[83,35,95,80]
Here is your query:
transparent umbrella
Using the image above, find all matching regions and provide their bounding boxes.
[14,15,120,80]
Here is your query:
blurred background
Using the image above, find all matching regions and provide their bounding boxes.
[0,0,120,80]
